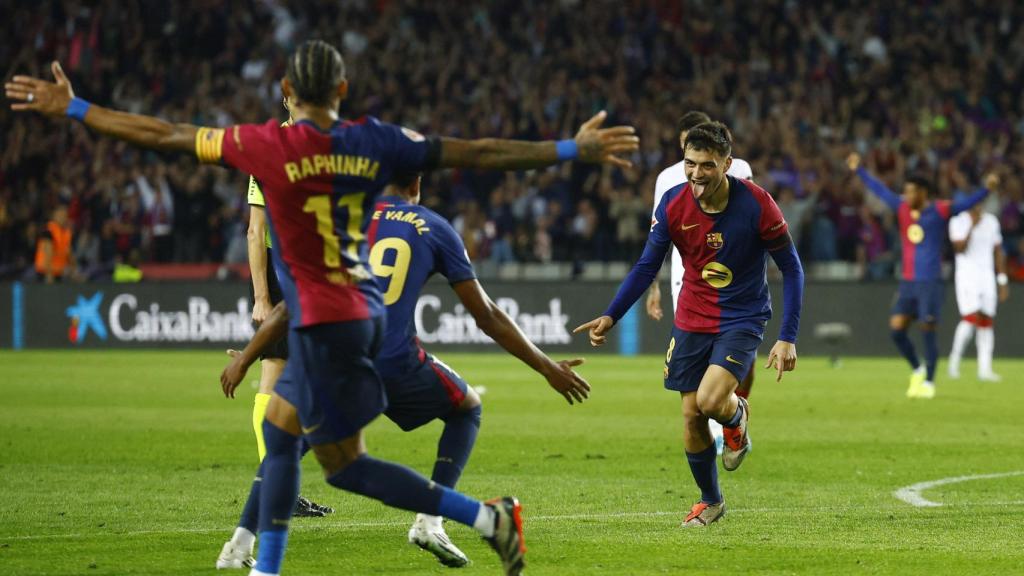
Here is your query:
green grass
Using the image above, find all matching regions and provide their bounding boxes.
[1,351,1022,575]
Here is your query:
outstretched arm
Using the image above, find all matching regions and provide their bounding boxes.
[453,279,590,405]
[6,62,199,154]
[439,111,639,170]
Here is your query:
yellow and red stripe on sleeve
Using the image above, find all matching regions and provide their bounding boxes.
[195,127,226,163]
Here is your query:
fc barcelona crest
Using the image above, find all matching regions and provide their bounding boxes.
[706,232,724,250]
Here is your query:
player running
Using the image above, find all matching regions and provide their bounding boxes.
[847,153,993,399]
[575,122,804,527]
[7,41,637,576]
[645,110,755,453]
[219,172,590,568]
[947,199,1010,381]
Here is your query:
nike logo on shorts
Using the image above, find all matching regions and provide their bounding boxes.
[725,355,744,366]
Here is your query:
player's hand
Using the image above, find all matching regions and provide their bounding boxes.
[542,358,591,405]
[645,284,663,321]
[220,349,250,399]
[845,152,861,172]
[573,315,615,347]
[984,172,1000,191]
[764,340,797,382]
[252,298,273,326]
[999,284,1010,303]
[574,111,639,169]
[5,61,75,117]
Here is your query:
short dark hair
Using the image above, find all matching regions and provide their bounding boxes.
[286,40,346,107]
[683,121,733,158]
[905,174,933,196]
[391,171,421,189]
[677,111,712,136]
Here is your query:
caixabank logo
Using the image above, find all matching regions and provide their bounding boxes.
[64,291,254,345]
[66,292,108,343]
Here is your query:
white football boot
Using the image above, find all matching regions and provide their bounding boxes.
[408,513,469,567]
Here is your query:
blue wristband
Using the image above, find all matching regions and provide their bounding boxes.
[66,97,91,121]
[555,139,578,161]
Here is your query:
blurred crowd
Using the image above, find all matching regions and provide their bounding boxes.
[4,0,1024,281]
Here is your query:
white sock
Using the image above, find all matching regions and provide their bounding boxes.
[472,503,496,537]
[949,320,974,367]
[923,380,935,388]
[416,513,443,529]
[249,570,277,576]
[914,365,926,376]
[977,327,995,376]
[231,527,255,551]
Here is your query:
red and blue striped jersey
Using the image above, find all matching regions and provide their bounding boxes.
[657,177,788,333]
[366,196,476,379]
[855,168,989,282]
[198,118,438,327]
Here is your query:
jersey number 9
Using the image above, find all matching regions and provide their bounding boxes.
[369,237,412,305]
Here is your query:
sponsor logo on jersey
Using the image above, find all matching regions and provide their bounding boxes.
[681,223,700,231]
[701,262,733,288]
[907,223,925,244]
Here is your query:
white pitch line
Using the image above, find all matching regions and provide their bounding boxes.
[893,471,1024,507]
[7,501,1024,542]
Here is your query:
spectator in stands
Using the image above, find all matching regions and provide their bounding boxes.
[34,205,75,283]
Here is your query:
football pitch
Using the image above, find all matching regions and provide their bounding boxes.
[1,351,1022,575]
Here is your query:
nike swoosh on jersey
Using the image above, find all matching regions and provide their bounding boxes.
[681,223,700,231]
[725,355,744,366]
[301,422,323,435]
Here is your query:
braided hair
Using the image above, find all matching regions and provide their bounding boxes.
[285,40,346,107]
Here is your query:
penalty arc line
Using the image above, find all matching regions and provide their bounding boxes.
[6,501,1024,542]
[892,470,1024,507]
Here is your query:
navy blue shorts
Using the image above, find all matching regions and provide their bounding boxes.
[383,354,470,432]
[664,326,762,393]
[891,280,944,323]
[274,318,387,446]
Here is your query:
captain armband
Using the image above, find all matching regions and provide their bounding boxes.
[195,127,226,163]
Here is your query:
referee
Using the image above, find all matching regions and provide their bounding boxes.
[246,165,333,517]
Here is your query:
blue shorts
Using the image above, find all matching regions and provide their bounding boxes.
[664,326,762,393]
[382,353,470,432]
[274,318,387,446]
[892,280,944,323]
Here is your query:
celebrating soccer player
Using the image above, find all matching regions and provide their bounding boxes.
[947,195,1010,381]
[847,153,993,398]
[575,122,804,527]
[6,40,637,576]
[219,172,590,568]
[645,110,756,454]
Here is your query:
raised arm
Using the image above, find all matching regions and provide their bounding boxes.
[847,153,901,211]
[439,111,639,170]
[7,62,199,154]
[452,279,590,405]
[951,174,998,216]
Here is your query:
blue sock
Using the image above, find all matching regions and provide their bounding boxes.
[922,330,938,381]
[890,329,920,370]
[255,422,301,575]
[432,405,481,488]
[686,444,722,505]
[238,461,264,533]
[722,398,744,428]
[327,454,482,527]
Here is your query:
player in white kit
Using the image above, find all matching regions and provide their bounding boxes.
[645,112,754,453]
[947,201,1010,381]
